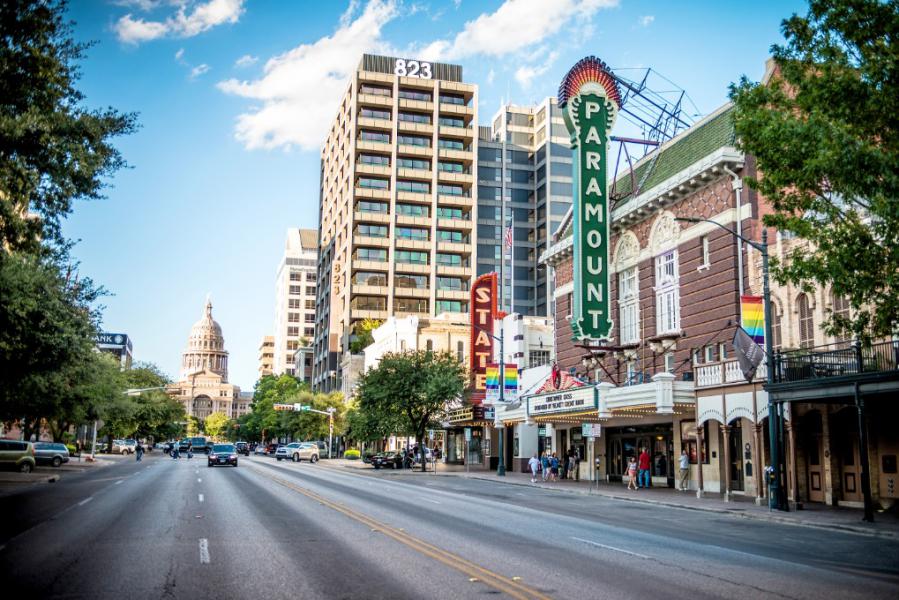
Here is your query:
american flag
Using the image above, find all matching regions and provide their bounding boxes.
[504,225,513,248]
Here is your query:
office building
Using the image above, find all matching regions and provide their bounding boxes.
[313,54,478,392]
[258,335,274,378]
[273,228,318,376]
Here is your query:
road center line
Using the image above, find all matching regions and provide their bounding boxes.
[198,494,204,503]
[77,497,93,506]
[571,536,650,559]
[198,538,210,564]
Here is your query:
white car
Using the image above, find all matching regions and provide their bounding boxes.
[275,442,319,463]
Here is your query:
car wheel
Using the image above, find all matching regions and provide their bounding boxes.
[233,462,238,467]
[20,462,33,473]
[292,453,299,463]
[311,455,318,463]
[276,457,282,461]
[52,456,62,468]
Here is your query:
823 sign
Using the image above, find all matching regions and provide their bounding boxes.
[395,58,432,79]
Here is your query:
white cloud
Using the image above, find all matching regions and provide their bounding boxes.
[638,15,654,27]
[418,0,617,60]
[486,68,495,85]
[114,0,245,44]
[174,47,185,61]
[234,54,258,68]
[514,51,558,89]
[218,0,398,151]
[190,64,211,79]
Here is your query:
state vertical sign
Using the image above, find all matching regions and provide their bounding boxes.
[559,57,621,341]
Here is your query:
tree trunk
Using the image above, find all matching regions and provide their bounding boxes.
[418,428,427,472]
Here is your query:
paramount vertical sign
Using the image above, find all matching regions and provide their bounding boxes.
[470,272,499,399]
[559,57,621,341]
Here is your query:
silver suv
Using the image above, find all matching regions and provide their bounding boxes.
[275,442,319,463]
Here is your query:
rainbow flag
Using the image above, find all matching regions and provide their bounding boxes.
[741,295,765,345]
[485,364,518,403]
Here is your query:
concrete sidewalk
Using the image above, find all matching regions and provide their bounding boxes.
[323,458,899,540]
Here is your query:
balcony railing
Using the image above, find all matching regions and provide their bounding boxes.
[695,360,767,388]
[772,339,899,384]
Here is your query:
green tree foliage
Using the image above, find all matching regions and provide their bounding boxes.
[349,318,382,354]
[203,411,230,439]
[125,363,185,443]
[355,351,466,471]
[730,0,899,340]
[0,0,137,253]
[238,374,343,442]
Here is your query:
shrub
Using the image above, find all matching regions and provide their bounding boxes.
[344,449,361,460]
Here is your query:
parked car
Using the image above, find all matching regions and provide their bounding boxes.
[234,441,249,456]
[0,439,36,473]
[188,436,210,454]
[265,443,279,455]
[371,451,404,469]
[314,440,329,458]
[275,442,319,463]
[112,439,137,455]
[253,444,269,456]
[207,444,238,467]
[33,442,70,467]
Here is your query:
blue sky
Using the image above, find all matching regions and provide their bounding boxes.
[63,0,807,389]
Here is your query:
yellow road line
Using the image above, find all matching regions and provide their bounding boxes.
[248,461,552,600]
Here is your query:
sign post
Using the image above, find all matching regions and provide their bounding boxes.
[559,57,621,342]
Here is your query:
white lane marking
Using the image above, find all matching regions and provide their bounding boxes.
[198,538,210,564]
[198,494,204,503]
[420,497,441,504]
[114,480,123,485]
[571,536,650,559]
[197,478,202,483]
[78,497,93,506]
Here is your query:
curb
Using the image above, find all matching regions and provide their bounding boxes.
[319,462,899,541]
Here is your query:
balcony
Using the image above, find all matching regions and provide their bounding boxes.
[356,140,391,152]
[437,170,473,184]
[396,168,433,181]
[396,214,431,227]
[436,264,470,277]
[772,340,899,384]
[353,211,389,224]
[439,103,474,117]
[394,262,430,275]
[352,235,390,248]
[354,186,390,200]
[394,287,430,298]
[357,93,393,107]
[438,125,473,138]
[356,163,391,177]
[695,360,767,388]
[357,116,392,130]
[397,144,432,158]
[350,309,388,320]
[397,190,431,204]
[398,98,434,111]
[437,148,471,161]
[397,120,433,134]
[436,289,468,301]
[437,241,472,254]
[437,217,472,230]
[395,237,430,250]
[351,284,388,296]
[437,194,473,207]
[351,259,389,271]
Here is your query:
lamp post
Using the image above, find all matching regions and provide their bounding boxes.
[471,318,506,476]
[674,217,787,511]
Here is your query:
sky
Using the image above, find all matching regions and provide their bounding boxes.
[63,0,808,390]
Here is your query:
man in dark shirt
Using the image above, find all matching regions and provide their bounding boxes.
[638,447,651,488]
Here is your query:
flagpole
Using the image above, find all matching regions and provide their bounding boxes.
[509,212,514,315]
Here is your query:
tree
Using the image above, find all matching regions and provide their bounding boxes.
[124,363,185,443]
[730,0,899,341]
[204,411,230,439]
[0,0,137,254]
[349,318,382,353]
[356,351,466,471]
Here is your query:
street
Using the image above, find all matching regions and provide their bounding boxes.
[1,454,897,599]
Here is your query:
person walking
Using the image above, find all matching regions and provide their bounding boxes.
[187,442,193,460]
[550,453,560,482]
[540,452,550,482]
[638,447,651,488]
[567,451,577,481]
[528,453,540,483]
[627,456,638,490]
[135,441,144,462]
[678,449,690,491]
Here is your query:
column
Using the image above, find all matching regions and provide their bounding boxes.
[786,420,800,509]
[722,424,732,502]
[696,424,705,498]
[754,423,765,505]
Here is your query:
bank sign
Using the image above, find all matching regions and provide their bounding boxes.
[528,386,597,417]
[559,57,621,341]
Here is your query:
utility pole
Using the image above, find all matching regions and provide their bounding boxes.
[472,317,507,476]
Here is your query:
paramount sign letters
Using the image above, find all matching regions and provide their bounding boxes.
[559,57,621,341]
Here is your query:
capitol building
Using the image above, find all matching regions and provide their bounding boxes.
[166,297,250,421]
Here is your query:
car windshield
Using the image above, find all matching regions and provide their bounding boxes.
[212,445,235,453]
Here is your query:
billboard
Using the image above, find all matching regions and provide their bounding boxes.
[559,56,621,341]
[469,272,499,399]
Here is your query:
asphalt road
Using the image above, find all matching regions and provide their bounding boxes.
[1,453,897,599]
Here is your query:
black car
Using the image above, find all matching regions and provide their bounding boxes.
[208,444,238,467]
[371,451,404,469]
[234,441,249,456]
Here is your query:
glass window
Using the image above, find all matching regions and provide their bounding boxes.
[398,112,431,124]
[436,207,464,220]
[438,230,465,243]
[529,350,551,368]
[395,297,429,313]
[398,89,432,102]
[550,181,572,196]
[435,300,465,313]
[358,177,389,189]
[356,248,387,262]
[439,116,464,127]
[351,296,387,311]
[619,266,639,344]
[359,84,391,97]
[360,131,390,143]
[396,180,430,193]
[437,184,464,196]
[353,271,387,286]
[396,203,429,217]
[440,94,465,106]
[438,161,463,173]
[397,134,430,147]
[436,253,462,266]
[357,201,387,213]
[359,154,389,166]
[356,224,387,237]
[701,235,710,266]
[396,227,429,241]
[438,138,464,150]
[655,250,680,334]
[396,250,428,264]
[395,274,428,289]
[397,158,430,170]
[798,293,814,348]
[437,277,465,291]
[360,108,391,120]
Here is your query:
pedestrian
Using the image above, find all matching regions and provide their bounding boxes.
[135,441,144,462]
[638,447,651,488]
[627,456,638,490]
[187,442,193,460]
[679,449,690,491]
[567,451,577,481]
[550,453,559,482]
[540,452,550,482]
[528,453,540,483]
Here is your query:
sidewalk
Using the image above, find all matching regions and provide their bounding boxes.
[323,458,899,540]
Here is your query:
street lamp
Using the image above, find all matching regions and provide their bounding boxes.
[674,216,787,511]
[471,318,507,476]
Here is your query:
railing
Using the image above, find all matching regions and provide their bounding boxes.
[772,339,899,384]
[695,360,767,388]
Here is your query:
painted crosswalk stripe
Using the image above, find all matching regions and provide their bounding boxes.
[199,538,209,564]
[198,494,204,502]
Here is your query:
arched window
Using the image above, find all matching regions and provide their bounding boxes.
[831,292,851,343]
[457,340,464,362]
[797,293,814,348]
[426,339,433,351]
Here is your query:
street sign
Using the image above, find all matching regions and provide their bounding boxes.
[582,423,601,438]
[464,427,471,441]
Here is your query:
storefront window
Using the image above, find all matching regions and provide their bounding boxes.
[680,420,709,464]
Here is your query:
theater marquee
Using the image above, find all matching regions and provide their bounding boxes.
[559,57,621,341]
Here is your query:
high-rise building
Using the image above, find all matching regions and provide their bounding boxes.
[477,100,573,317]
[273,229,318,377]
[313,54,478,392]
[258,335,274,378]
